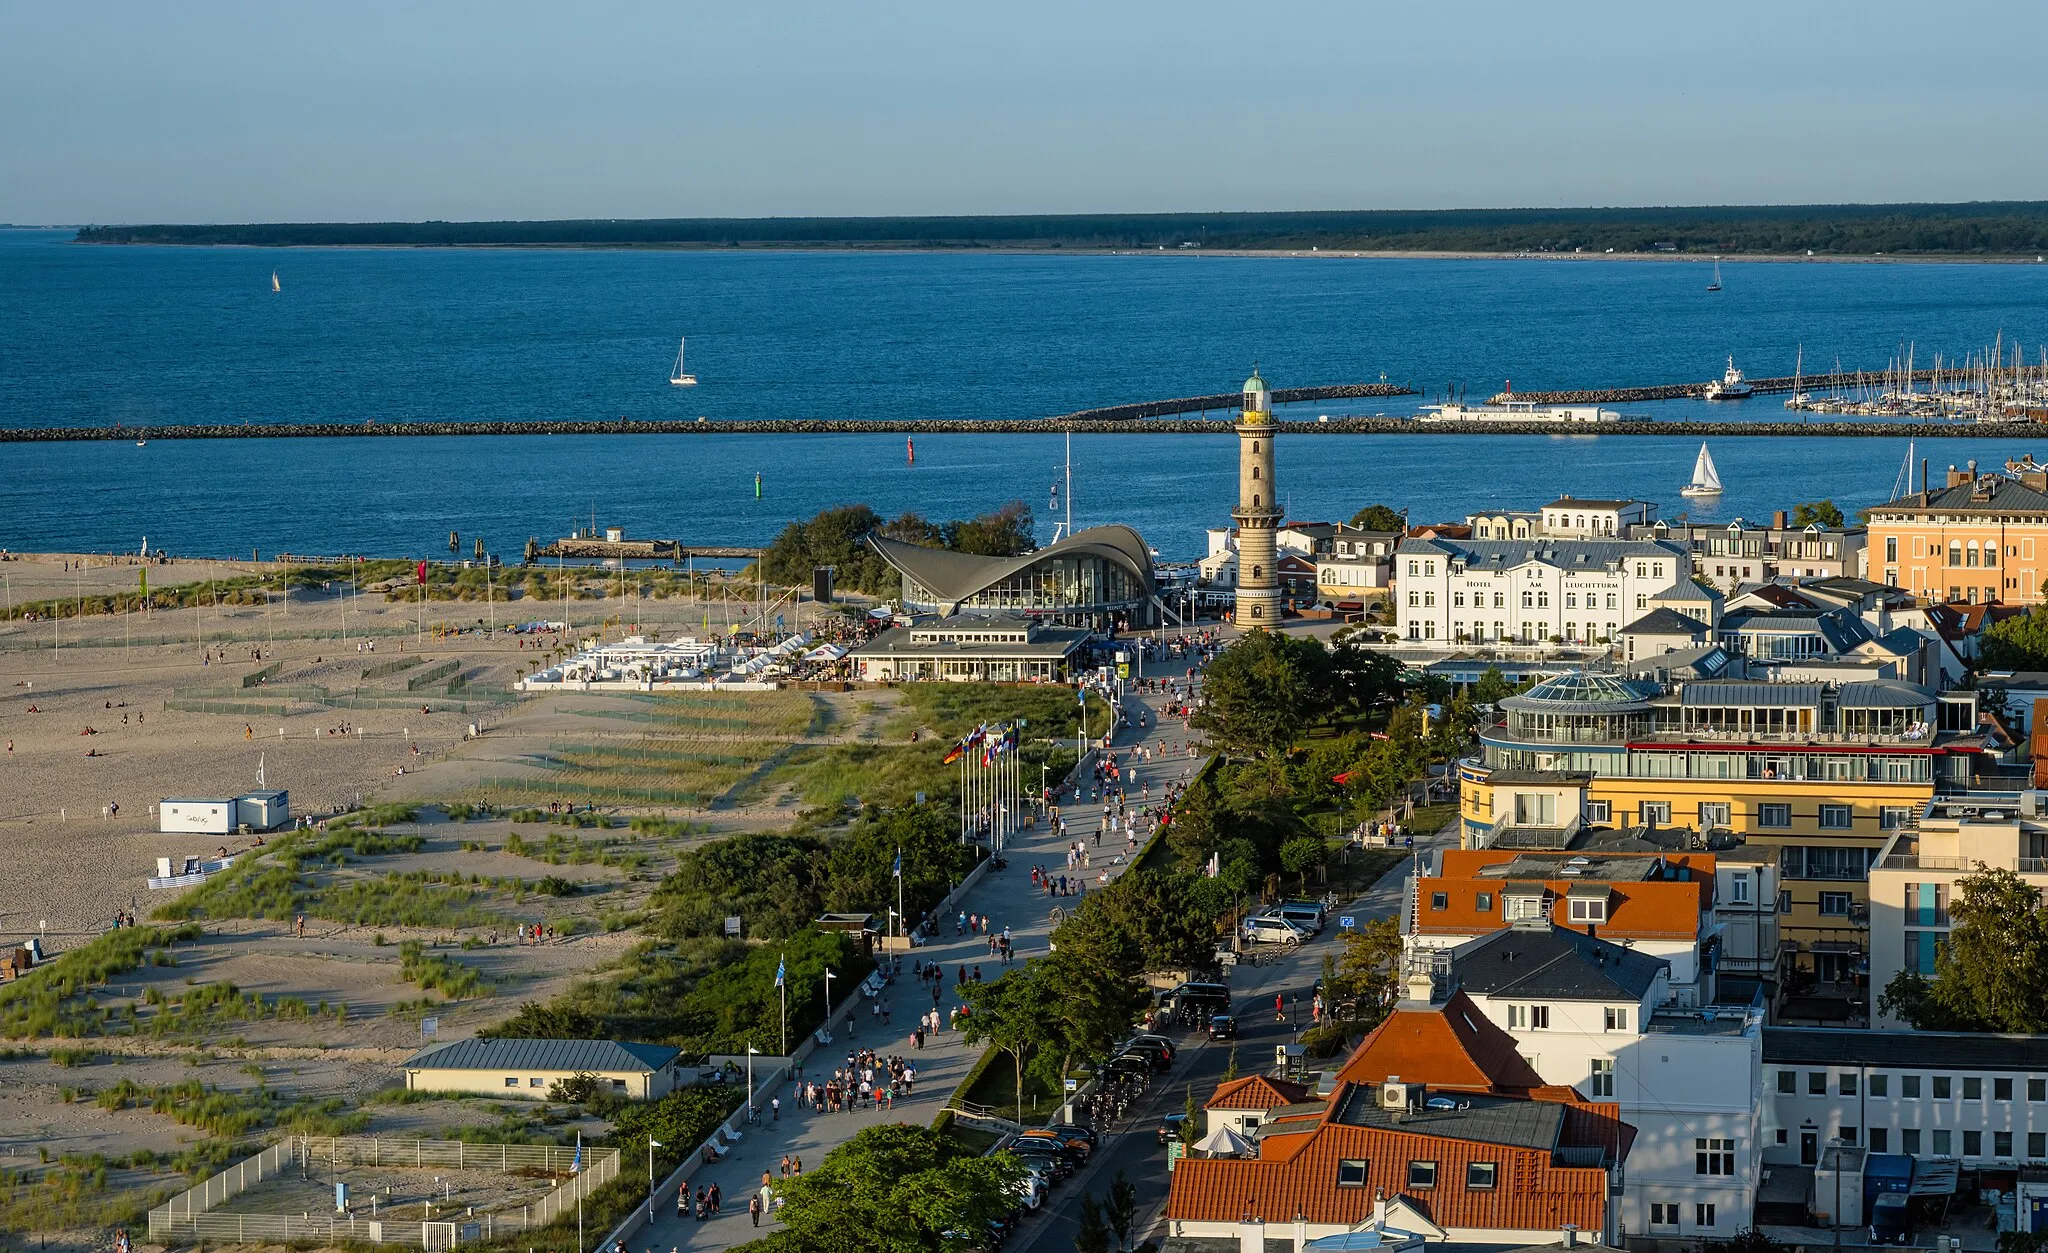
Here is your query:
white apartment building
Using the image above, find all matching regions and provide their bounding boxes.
[1868,794,2048,1029]
[1395,537,1692,646]
[1439,925,1764,1241]
[1764,1027,2048,1189]
[1315,524,1400,600]
[1468,497,1656,541]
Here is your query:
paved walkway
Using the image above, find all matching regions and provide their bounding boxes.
[637,667,1211,1251]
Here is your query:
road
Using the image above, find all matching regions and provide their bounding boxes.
[1007,817,1453,1253]
[639,662,1213,1250]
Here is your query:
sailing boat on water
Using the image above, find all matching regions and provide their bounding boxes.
[668,338,698,386]
[271,271,281,293]
[1681,443,1724,498]
[1706,257,1722,292]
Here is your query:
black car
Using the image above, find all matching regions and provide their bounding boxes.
[1157,1111,1189,1147]
[1125,1033,1178,1063]
[1101,1054,1152,1081]
[1118,1041,1172,1071]
[1046,1122,1099,1148]
[1209,1013,1236,1040]
[1011,1149,1071,1181]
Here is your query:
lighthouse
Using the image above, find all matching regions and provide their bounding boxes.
[1232,368,1282,626]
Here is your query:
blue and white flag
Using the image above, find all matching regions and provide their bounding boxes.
[892,849,902,878]
[775,956,786,988]
[571,1131,582,1174]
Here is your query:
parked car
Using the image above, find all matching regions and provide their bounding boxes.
[1010,1148,1071,1181]
[1209,1013,1237,1040]
[1271,901,1327,933]
[1165,981,1231,1018]
[1157,1111,1189,1146]
[1125,1033,1178,1063]
[1046,1122,1099,1148]
[1014,1129,1090,1162]
[1242,915,1310,946]
[1118,1040,1173,1070]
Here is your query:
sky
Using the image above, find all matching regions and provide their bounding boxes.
[4,0,2047,224]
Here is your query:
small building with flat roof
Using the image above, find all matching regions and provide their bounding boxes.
[847,613,1092,682]
[401,1037,682,1100]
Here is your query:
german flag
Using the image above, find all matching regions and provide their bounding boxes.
[942,743,965,765]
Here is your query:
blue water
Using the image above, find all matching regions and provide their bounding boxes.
[4,229,2047,559]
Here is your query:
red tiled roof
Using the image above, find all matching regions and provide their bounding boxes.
[1166,1088,1621,1231]
[1420,851,1710,942]
[1332,992,1544,1093]
[1207,1075,1312,1112]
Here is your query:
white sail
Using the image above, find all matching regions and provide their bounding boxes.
[669,337,697,386]
[271,271,280,293]
[1685,443,1724,494]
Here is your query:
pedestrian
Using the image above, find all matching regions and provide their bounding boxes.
[749,1194,763,1227]
[771,1095,781,1121]
[709,1181,722,1214]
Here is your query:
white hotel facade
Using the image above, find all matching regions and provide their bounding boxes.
[1394,536,1693,645]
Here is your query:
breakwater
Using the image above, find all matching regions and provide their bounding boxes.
[6,416,2034,442]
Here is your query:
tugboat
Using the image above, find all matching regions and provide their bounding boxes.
[1704,356,1754,400]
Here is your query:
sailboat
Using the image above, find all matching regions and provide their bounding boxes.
[1706,257,1722,292]
[1681,443,1724,498]
[668,338,698,386]
[271,271,280,293]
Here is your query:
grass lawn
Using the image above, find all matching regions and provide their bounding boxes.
[957,1049,1064,1124]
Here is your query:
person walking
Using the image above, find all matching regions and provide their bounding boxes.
[771,1095,781,1121]
[749,1193,763,1227]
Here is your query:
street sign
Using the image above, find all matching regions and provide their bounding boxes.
[1064,1078,1079,1093]
[725,915,743,938]
[1339,916,1356,931]
[421,1017,438,1042]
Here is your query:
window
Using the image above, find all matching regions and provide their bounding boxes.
[1902,1074,1921,1099]
[529,1077,545,1088]
[1871,1074,1889,1098]
[1964,1130,1982,1157]
[1809,1072,1827,1095]
[2032,1133,2047,1158]
[1934,1075,1952,1099]
[1408,1161,1437,1189]
[1650,1204,1679,1227]
[1696,1138,1734,1176]
[1586,800,1611,823]
[1643,801,1671,824]
[1731,873,1752,904]
[1964,1077,1982,1100]
[1758,802,1792,828]
[1841,1126,1859,1145]
[1466,1162,1497,1190]
[610,1078,627,1091]
[1696,1203,1717,1229]
[1700,802,1731,829]
[2031,1078,2046,1102]
[1820,892,1853,916]
[504,1077,520,1087]
[1568,896,1609,924]
[1841,1073,1859,1096]
[1604,1007,1629,1032]
[1505,894,1544,921]
[1880,805,1913,830]
[1819,804,1853,829]
[1337,1159,1370,1187]
[1997,1131,2013,1157]
[1871,1129,1889,1152]
[1590,1058,1615,1097]
[1887,536,1899,562]
[1902,1129,1921,1154]
[1530,1005,1550,1030]
[1475,892,1495,912]
[1430,892,1448,911]
[1778,1071,1797,1095]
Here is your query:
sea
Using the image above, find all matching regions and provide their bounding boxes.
[4,228,2047,561]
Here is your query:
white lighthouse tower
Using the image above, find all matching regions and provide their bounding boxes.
[1232,368,1282,626]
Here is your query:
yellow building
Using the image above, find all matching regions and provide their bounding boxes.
[1458,672,1980,988]
[1865,459,2048,604]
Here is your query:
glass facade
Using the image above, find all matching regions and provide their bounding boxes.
[904,552,1147,620]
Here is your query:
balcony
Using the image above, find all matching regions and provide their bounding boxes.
[1879,854,2048,875]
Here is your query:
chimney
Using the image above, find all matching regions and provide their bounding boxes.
[1562,1226,1580,1249]
[1921,458,1930,501]
[1405,968,1437,1005]
[1947,464,1968,487]
[1773,510,1788,530]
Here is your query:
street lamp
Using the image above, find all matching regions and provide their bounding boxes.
[647,1137,664,1225]
[747,1044,760,1116]
[823,969,837,1042]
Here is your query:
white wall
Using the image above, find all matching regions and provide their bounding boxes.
[1765,1061,2048,1165]
[1397,545,1689,645]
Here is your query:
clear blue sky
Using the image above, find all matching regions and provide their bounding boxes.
[5,0,2045,223]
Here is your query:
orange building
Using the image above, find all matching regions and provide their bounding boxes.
[1866,460,2048,604]
[1165,994,1631,1248]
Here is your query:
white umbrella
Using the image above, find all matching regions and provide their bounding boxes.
[1194,1124,1254,1157]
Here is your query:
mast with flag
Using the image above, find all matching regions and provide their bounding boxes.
[775,953,787,1056]
[892,848,904,943]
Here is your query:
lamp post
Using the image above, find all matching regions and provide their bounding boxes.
[747,1044,760,1116]
[647,1137,663,1226]
[823,969,837,1041]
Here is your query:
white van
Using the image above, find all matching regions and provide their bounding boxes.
[1257,903,1324,935]
[1242,915,1309,946]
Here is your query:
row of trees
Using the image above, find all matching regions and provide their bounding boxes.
[759,502,1036,595]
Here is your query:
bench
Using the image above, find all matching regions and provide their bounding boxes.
[859,972,887,999]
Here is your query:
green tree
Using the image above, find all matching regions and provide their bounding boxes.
[1329,631,1407,717]
[737,1123,1022,1253]
[1877,866,2048,1032]
[1348,504,1406,532]
[1105,1167,1139,1251]
[1076,1194,1113,1253]
[1279,835,1327,894]
[1332,917,1405,1032]
[1983,599,2048,670]
[1066,867,1216,974]
[1469,666,1515,705]
[1790,499,1846,529]
[957,968,1060,1124]
[946,501,1037,557]
[1193,631,1331,758]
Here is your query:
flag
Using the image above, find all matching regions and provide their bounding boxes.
[650,1138,664,1149]
[1205,852,1219,878]
[1333,771,1353,785]
[892,849,902,878]
[416,560,428,585]
[571,1131,582,1174]
[943,743,964,765]
[775,956,786,988]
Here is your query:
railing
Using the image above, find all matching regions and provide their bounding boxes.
[147,1137,618,1245]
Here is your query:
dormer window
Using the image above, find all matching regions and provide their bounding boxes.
[1567,886,1610,924]
[1504,892,1545,921]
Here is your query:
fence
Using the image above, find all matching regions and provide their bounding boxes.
[408,659,463,690]
[146,1136,619,1246]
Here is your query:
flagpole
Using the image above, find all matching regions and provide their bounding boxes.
[895,846,904,942]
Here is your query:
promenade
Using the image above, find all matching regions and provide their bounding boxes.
[636,675,1210,1251]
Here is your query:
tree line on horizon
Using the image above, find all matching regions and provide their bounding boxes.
[72,201,2048,255]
